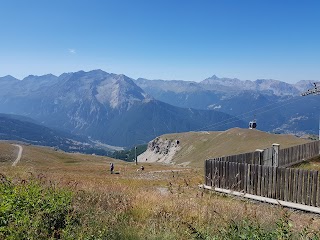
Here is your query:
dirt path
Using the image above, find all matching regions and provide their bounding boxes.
[12,144,23,166]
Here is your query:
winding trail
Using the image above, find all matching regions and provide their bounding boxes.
[12,144,23,166]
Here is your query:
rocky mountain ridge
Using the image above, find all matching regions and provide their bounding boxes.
[135,75,320,136]
[0,70,245,147]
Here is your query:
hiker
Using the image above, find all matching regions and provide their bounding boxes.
[110,163,114,174]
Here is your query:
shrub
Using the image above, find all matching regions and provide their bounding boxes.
[0,174,74,239]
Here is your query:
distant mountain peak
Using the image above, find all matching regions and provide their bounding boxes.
[23,74,58,81]
[210,74,219,80]
[0,75,19,81]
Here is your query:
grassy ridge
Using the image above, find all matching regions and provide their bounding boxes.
[159,128,311,167]
[0,143,16,162]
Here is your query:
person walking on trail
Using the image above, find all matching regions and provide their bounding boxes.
[110,163,114,174]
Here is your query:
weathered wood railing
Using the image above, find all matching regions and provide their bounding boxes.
[208,140,320,168]
[279,141,320,167]
[205,140,320,209]
[205,160,320,207]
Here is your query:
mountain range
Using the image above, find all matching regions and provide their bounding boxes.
[135,75,320,136]
[0,70,246,147]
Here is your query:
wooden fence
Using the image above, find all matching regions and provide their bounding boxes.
[205,160,320,207]
[209,140,320,168]
[208,151,262,165]
[279,141,320,167]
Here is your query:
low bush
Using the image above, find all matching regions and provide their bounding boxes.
[0,174,74,239]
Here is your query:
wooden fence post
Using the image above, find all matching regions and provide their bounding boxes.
[272,143,280,167]
[255,149,264,165]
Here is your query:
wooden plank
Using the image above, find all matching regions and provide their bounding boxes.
[312,171,318,207]
[217,161,221,188]
[302,170,308,205]
[268,166,273,198]
[239,163,243,191]
[284,168,289,201]
[257,165,262,196]
[254,164,258,196]
[279,167,283,200]
[206,160,213,186]
[265,166,269,197]
[261,166,266,197]
[234,162,238,190]
[210,160,213,186]
[232,162,237,190]
[247,164,251,194]
[220,161,224,188]
[281,168,288,201]
[305,170,310,205]
[230,161,234,188]
[279,150,283,166]
[284,150,287,166]
[248,164,252,194]
[297,169,302,204]
[222,161,226,189]
[243,163,248,193]
[225,161,229,189]
[272,167,277,199]
[207,160,211,186]
[208,161,211,186]
[287,168,291,202]
[216,161,219,186]
[242,163,247,192]
[308,170,313,206]
[237,163,241,191]
[232,162,236,189]
[252,164,256,195]
[291,168,296,203]
[260,166,266,197]
[205,160,208,185]
[276,167,281,200]
[250,164,254,195]
[227,162,231,189]
[215,161,219,188]
[280,167,283,200]
[292,169,298,203]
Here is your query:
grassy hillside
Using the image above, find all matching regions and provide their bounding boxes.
[0,142,16,162]
[295,155,320,171]
[158,128,311,167]
[1,142,320,239]
[0,113,111,155]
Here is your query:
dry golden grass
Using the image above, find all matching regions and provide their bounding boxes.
[1,141,320,238]
[0,141,17,163]
[161,128,311,167]
[295,156,320,171]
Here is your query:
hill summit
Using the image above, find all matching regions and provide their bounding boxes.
[138,128,311,167]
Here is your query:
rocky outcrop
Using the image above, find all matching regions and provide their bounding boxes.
[137,137,181,164]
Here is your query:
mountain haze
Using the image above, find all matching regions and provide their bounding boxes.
[0,70,245,147]
[135,75,320,135]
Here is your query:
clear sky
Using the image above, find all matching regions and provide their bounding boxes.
[1,0,319,83]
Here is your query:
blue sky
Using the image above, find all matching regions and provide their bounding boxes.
[1,0,319,83]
